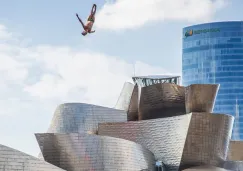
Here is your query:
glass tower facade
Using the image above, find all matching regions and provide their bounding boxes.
[182,21,243,140]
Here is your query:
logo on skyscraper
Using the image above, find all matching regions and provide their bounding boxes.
[185,30,193,37]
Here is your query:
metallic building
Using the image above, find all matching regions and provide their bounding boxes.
[128,83,220,121]
[223,161,243,171]
[47,103,127,134]
[0,144,65,171]
[182,166,229,171]
[36,133,155,171]
[180,113,234,170]
[98,112,234,171]
[125,76,181,121]
[1,75,242,171]
[139,83,186,120]
[128,83,219,121]
[114,82,135,111]
[185,84,219,113]
[98,113,192,170]
[227,140,243,161]
[127,83,139,121]
[182,21,243,140]
[133,75,181,87]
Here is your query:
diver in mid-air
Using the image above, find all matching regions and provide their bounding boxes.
[76,4,96,36]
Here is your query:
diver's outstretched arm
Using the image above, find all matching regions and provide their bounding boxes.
[90,30,95,33]
[76,13,85,29]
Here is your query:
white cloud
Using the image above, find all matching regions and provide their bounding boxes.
[0,24,171,107]
[0,25,12,40]
[23,50,170,107]
[96,0,227,30]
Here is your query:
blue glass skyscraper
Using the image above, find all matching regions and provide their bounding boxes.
[182,21,243,140]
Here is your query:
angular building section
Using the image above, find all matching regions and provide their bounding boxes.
[116,75,182,121]
[139,83,186,120]
[36,133,155,171]
[127,83,139,121]
[180,113,234,169]
[227,141,243,161]
[0,144,65,171]
[47,103,127,134]
[223,161,243,171]
[185,84,219,113]
[182,166,229,171]
[182,21,243,140]
[114,82,135,111]
[98,114,192,170]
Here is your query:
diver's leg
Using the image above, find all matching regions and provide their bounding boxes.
[91,4,97,15]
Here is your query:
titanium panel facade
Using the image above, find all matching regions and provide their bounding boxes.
[0,144,65,171]
[98,113,192,170]
[223,161,243,171]
[139,83,186,120]
[47,103,127,134]
[227,140,243,161]
[36,133,155,171]
[182,166,229,171]
[114,82,134,112]
[182,21,243,140]
[185,84,219,113]
[180,113,234,170]
[127,84,139,121]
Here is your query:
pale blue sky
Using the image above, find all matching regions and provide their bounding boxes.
[0,0,242,156]
[0,0,242,71]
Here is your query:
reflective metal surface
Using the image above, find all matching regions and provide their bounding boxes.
[115,82,134,112]
[185,84,219,113]
[0,144,65,171]
[180,113,234,170]
[127,84,139,121]
[36,133,155,171]
[223,161,243,171]
[227,140,243,161]
[47,103,127,134]
[98,113,192,170]
[182,166,230,171]
[139,83,186,120]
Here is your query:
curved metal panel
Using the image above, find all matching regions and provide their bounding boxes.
[180,113,234,170]
[98,113,192,170]
[227,140,243,161]
[223,161,243,171]
[127,84,139,121]
[182,166,230,171]
[47,103,127,134]
[138,83,186,120]
[185,84,219,113]
[114,82,134,112]
[0,144,65,171]
[35,133,155,171]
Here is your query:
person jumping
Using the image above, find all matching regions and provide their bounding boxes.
[76,4,96,36]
